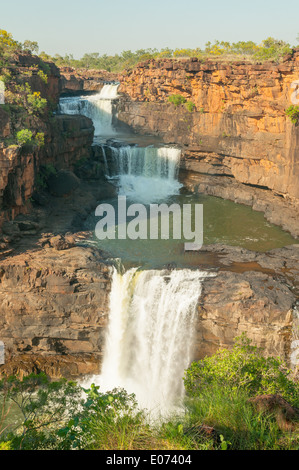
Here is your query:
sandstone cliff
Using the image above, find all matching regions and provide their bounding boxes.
[59,67,118,95]
[0,245,111,379]
[1,53,299,380]
[117,54,299,236]
[0,54,95,231]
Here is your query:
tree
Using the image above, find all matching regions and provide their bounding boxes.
[23,40,39,54]
[0,29,19,50]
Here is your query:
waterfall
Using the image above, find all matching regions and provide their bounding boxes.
[107,145,182,203]
[59,83,119,136]
[87,266,208,415]
[100,144,110,177]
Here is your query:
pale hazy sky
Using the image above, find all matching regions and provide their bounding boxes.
[1,0,299,58]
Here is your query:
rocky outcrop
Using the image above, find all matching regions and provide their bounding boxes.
[0,52,97,229]
[0,114,94,228]
[0,160,116,379]
[193,244,299,371]
[0,236,298,378]
[116,54,299,235]
[195,270,294,359]
[59,67,118,95]
[248,395,299,431]
[0,245,111,379]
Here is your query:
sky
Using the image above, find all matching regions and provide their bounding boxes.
[1,0,299,58]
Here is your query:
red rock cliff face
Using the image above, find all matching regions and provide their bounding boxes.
[59,67,118,95]
[117,54,299,207]
[0,55,94,228]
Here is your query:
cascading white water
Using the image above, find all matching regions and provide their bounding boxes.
[87,266,209,415]
[59,83,119,136]
[108,145,182,203]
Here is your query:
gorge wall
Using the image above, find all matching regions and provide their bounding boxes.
[1,54,299,379]
[59,67,118,95]
[117,53,299,236]
[0,55,95,232]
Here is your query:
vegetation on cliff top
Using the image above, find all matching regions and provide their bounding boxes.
[0,29,53,150]
[41,37,298,72]
[1,28,298,74]
[0,336,298,451]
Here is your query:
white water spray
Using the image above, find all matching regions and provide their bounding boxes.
[59,83,119,136]
[87,267,209,415]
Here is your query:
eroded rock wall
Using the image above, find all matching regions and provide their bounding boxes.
[117,54,299,226]
[0,245,111,379]
[0,114,94,227]
[59,67,118,95]
[0,54,95,228]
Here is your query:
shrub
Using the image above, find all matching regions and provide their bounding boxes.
[16,129,33,146]
[0,373,83,450]
[35,132,45,147]
[254,37,292,61]
[0,441,12,450]
[26,91,47,114]
[184,100,195,112]
[184,334,299,406]
[0,30,20,51]
[183,385,295,450]
[286,105,299,125]
[37,70,48,84]
[22,40,39,55]
[55,385,148,450]
[167,94,187,106]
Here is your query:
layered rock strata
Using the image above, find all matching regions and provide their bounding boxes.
[116,54,299,235]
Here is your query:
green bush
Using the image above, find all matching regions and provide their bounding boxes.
[35,132,45,147]
[37,70,48,84]
[16,129,33,146]
[184,334,299,406]
[26,91,47,114]
[0,373,82,450]
[167,94,187,106]
[16,130,45,148]
[286,105,299,125]
[184,100,195,112]
[254,37,292,61]
[1,354,298,451]
[0,29,20,52]
[22,40,39,54]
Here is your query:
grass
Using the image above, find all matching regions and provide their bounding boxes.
[84,387,299,451]
[183,386,298,450]
[1,337,299,451]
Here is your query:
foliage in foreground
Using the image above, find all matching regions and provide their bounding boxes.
[184,334,299,407]
[0,336,298,450]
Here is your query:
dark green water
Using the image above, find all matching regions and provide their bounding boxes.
[85,191,298,270]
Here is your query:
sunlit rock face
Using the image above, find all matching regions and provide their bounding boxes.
[117,53,299,200]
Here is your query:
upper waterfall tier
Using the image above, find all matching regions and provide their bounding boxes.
[59,83,119,136]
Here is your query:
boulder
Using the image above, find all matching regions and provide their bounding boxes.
[248,394,299,431]
[47,170,80,197]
